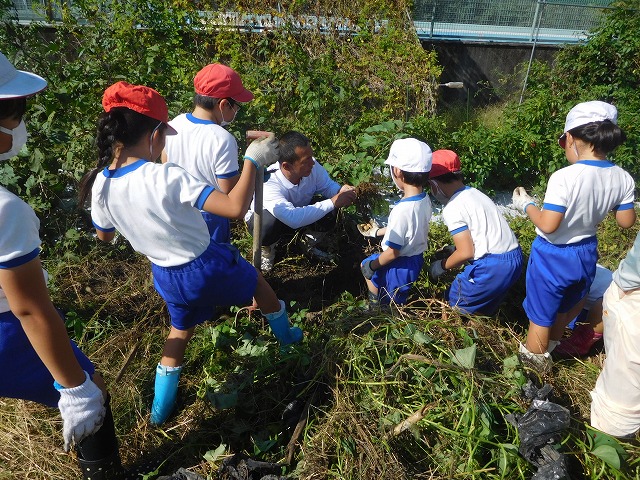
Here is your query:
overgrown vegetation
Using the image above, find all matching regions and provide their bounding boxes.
[1,0,640,479]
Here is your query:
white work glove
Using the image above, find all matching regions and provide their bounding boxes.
[56,371,106,451]
[244,133,279,168]
[357,219,380,238]
[518,343,552,374]
[428,259,447,281]
[512,187,536,213]
[361,260,375,280]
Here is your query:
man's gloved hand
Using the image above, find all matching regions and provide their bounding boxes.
[429,259,447,281]
[361,260,375,280]
[244,133,279,168]
[56,371,106,451]
[358,219,380,238]
[512,187,536,213]
[434,244,456,260]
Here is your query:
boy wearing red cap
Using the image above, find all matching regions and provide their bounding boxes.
[80,81,302,428]
[428,149,523,316]
[162,63,253,243]
[360,138,432,306]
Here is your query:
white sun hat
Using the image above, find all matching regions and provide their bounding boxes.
[563,100,617,133]
[384,138,432,173]
[0,52,47,99]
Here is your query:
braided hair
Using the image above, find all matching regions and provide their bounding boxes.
[78,107,160,206]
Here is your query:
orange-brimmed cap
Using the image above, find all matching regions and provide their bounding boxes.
[429,149,461,178]
[102,81,177,134]
[193,63,254,102]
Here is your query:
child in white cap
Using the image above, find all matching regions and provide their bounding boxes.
[162,63,254,243]
[0,52,144,479]
[512,100,636,371]
[360,138,432,306]
[428,149,523,315]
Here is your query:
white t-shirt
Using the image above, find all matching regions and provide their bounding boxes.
[538,160,635,245]
[0,187,43,313]
[90,160,215,267]
[164,113,239,189]
[382,192,432,258]
[246,160,341,229]
[442,186,519,259]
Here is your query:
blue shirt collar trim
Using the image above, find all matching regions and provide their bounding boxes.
[396,192,427,204]
[576,160,615,168]
[103,159,147,178]
[186,113,215,125]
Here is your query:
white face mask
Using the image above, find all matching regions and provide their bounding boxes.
[148,122,162,161]
[430,180,449,205]
[219,101,238,127]
[0,120,28,161]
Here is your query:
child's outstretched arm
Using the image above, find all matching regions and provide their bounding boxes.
[513,187,563,234]
[202,134,279,219]
[370,246,401,270]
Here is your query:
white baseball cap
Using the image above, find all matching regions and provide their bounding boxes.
[0,52,47,99]
[384,138,432,173]
[563,100,617,133]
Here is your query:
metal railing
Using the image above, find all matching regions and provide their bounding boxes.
[8,0,613,45]
[413,0,612,44]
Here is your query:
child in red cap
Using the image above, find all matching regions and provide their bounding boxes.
[163,63,255,243]
[79,81,303,427]
[428,149,523,316]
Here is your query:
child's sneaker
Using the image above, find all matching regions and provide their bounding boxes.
[553,324,603,358]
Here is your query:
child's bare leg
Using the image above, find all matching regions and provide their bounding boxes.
[365,278,379,296]
[161,326,195,367]
[253,272,280,314]
[253,271,303,345]
[550,297,587,341]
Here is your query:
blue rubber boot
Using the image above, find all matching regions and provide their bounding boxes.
[150,364,183,425]
[264,300,303,346]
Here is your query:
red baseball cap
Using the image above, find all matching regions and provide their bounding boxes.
[429,149,461,178]
[193,63,254,102]
[102,81,177,134]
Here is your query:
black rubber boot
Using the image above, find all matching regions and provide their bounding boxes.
[76,395,128,479]
[77,448,128,480]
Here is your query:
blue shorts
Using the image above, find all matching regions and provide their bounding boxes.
[202,211,231,244]
[447,247,523,316]
[523,236,598,327]
[364,252,424,305]
[152,240,258,331]
[0,310,95,407]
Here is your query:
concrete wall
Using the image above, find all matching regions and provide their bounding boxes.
[422,40,562,109]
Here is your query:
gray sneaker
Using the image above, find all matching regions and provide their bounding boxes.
[260,244,276,272]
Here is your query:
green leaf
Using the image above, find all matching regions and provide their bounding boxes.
[592,445,622,470]
[203,444,227,464]
[413,330,434,345]
[451,344,476,369]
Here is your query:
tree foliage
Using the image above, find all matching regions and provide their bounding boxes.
[0,0,441,251]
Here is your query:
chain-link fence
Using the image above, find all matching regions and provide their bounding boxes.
[414,0,613,44]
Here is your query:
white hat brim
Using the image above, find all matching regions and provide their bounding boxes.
[0,70,47,99]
